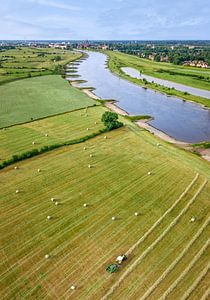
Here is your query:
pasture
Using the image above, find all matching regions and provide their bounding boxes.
[0,75,97,127]
[0,106,105,161]
[0,124,209,299]
[0,47,82,84]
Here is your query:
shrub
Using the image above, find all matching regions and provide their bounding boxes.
[101,111,123,131]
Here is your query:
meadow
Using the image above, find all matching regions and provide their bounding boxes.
[0,47,82,84]
[0,106,105,161]
[105,50,210,108]
[0,75,97,127]
[0,120,209,299]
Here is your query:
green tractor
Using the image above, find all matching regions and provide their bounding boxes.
[106,264,119,274]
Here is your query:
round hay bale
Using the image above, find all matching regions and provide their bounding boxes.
[70,285,76,290]
[32,141,35,145]
[148,171,151,175]
[157,143,161,146]
[86,128,89,131]
[51,197,55,202]
[95,121,97,124]
[45,254,50,259]
[88,164,91,168]
[89,154,93,158]
[134,212,138,216]
[47,216,52,220]
[14,166,18,170]
[37,168,41,172]
[83,203,88,207]
[15,189,19,194]
[190,216,196,222]
[45,134,48,137]
[83,147,86,150]
[55,201,59,206]
[104,136,107,139]
[112,216,116,221]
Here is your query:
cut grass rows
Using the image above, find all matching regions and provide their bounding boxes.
[181,262,210,300]
[140,217,210,300]
[101,178,207,300]
[159,239,210,300]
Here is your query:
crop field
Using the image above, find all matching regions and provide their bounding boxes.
[0,47,82,84]
[0,75,97,127]
[0,123,209,299]
[0,106,105,161]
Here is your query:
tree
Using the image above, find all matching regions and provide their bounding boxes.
[101,111,123,131]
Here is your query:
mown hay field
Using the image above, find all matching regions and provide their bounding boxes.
[0,124,209,299]
[0,106,105,161]
[0,75,97,128]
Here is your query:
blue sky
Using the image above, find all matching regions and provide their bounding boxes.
[0,0,210,40]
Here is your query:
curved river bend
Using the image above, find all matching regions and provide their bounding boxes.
[68,52,210,143]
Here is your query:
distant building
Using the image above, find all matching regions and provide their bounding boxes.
[148,54,156,61]
[49,43,67,49]
[183,60,208,68]
[160,55,169,62]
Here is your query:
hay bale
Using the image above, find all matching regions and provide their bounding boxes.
[89,154,93,158]
[88,164,91,168]
[51,197,55,202]
[15,189,19,194]
[45,254,50,259]
[190,216,196,222]
[70,285,76,290]
[112,216,116,221]
[32,141,35,145]
[45,134,48,137]
[83,203,88,207]
[86,128,89,131]
[83,147,86,150]
[95,121,97,124]
[55,201,59,206]
[148,171,151,175]
[47,216,52,220]
[37,168,41,172]
[104,136,107,139]
[157,143,161,146]
[14,166,18,170]
[134,212,138,216]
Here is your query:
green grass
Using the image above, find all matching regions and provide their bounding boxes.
[0,47,82,84]
[105,50,210,108]
[0,120,209,299]
[0,106,106,161]
[0,75,98,128]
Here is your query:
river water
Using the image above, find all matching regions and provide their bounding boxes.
[67,52,210,143]
[121,67,210,99]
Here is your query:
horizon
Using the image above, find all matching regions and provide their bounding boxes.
[1,0,210,40]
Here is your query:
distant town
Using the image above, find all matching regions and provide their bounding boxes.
[0,40,209,68]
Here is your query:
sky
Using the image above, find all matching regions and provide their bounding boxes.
[0,0,210,40]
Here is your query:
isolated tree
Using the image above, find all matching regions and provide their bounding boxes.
[101,111,123,131]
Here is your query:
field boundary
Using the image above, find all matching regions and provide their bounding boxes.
[101,177,207,300]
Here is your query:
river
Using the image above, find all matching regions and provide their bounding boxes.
[67,51,210,143]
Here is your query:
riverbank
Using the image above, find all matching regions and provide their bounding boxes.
[104,50,210,109]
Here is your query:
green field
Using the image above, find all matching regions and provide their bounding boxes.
[0,51,209,299]
[0,75,97,128]
[0,106,105,161]
[0,118,209,299]
[0,47,82,84]
[105,50,210,108]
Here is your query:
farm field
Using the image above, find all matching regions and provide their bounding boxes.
[0,123,209,299]
[0,75,97,128]
[0,106,105,161]
[105,50,210,108]
[0,47,82,84]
